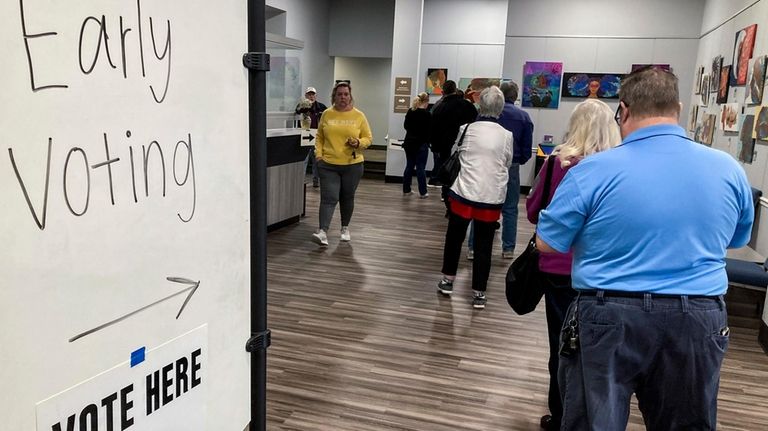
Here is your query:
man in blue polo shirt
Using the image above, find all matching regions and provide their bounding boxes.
[536,67,754,430]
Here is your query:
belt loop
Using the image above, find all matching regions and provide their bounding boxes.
[681,295,689,313]
[596,289,605,305]
[643,293,652,312]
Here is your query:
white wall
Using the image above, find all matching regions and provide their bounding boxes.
[419,0,509,102]
[502,0,703,185]
[334,57,393,147]
[387,0,425,142]
[329,0,395,58]
[266,0,334,111]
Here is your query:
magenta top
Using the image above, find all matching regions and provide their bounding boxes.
[526,156,578,275]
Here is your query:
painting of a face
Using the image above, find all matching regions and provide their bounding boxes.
[561,73,623,99]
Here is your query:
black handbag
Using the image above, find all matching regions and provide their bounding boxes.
[435,124,470,186]
[505,155,556,315]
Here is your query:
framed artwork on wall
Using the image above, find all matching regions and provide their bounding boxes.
[718,66,731,104]
[522,62,563,109]
[711,56,723,93]
[701,114,717,146]
[747,56,767,105]
[732,24,758,86]
[695,66,704,94]
[753,105,768,140]
[720,103,740,132]
[688,105,699,132]
[426,68,447,95]
[700,75,710,106]
[739,114,756,163]
[562,73,623,99]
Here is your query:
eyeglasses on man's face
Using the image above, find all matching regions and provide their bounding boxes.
[615,101,628,125]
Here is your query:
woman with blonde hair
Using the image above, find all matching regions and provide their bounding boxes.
[311,81,373,246]
[526,98,620,431]
[402,92,431,197]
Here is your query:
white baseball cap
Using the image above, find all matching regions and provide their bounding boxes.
[305,87,317,94]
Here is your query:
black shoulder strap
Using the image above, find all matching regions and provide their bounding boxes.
[457,124,470,147]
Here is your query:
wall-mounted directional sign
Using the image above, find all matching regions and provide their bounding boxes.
[300,129,316,147]
[394,96,410,113]
[394,77,412,95]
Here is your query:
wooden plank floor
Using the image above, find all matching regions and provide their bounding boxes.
[266,178,768,430]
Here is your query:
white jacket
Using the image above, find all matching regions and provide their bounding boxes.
[450,121,514,205]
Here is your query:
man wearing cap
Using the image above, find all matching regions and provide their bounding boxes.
[296,87,328,187]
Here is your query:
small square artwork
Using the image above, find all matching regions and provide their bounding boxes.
[720,103,740,132]
[700,75,710,106]
[747,56,767,105]
[718,66,731,104]
[739,114,756,163]
[753,105,768,140]
[711,56,723,92]
[695,66,704,95]
[688,105,699,132]
[522,62,563,109]
[426,68,447,95]
[702,114,717,146]
[732,24,758,85]
[562,73,623,99]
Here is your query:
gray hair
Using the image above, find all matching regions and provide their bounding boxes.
[477,86,505,118]
[500,81,519,102]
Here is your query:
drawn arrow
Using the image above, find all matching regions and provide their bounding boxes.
[69,277,200,343]
[398,99,405,103]
[400,80,407,85]
[302,134,315,142]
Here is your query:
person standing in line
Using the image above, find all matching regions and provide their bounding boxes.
[428,80,478,188]
[526,99,620,431]
[402,92,431,198]
[436,86,513,309]
[311,82,372,247]
[536,67,754,429]
[467,81,533,260]
[295,86,328,188]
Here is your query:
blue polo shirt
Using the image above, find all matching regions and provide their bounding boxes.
[497,102,533,164]
[536,124,754,295]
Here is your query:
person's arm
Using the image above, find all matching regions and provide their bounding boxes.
[728,174,756,248]
[535,172,587,254]
[536,236,559,254]
[315,111,326,160]
[519,119,534,164]
[526,158,548,224]
[355,112,373,149]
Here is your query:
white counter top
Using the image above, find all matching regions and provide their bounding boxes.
[267,128,304,138]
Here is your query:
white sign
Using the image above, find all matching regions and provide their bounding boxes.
[300,129,317,147]
[36,326,208,431]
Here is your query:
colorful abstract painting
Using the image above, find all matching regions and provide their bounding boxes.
[522,62,563,109]
[720,103,740,132]
[732,24,757,85]
[753,105,768,140]
[562,73,623,99]
[711,56,723,93]
[747,56,767,105]
[740,114,756,163]
[426,68,447,95]
[718,66,731,104]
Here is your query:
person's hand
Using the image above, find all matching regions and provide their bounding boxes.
[346,137,360,148]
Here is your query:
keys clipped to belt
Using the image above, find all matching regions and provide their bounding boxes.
[559,300,580,358]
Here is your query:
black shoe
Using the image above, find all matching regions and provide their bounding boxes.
[437,278,453,295]
[540,414,560,430]
[312,179,319,188]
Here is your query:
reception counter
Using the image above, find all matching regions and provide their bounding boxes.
[267,128,312,230]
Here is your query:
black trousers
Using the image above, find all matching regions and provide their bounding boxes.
[541,273,577,427]
[440,210,498,292]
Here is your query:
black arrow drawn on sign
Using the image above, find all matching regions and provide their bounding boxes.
[302,134,315,142]
[68,277,200,343]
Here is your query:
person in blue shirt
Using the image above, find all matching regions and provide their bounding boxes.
[536,67,754,430]
[467,81,533,260]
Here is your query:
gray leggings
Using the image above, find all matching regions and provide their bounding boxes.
[317,161,364,231]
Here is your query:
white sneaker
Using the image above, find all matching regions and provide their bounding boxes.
[340,226,351,242]
[419,193,429,199]
[312,229,329,246]
[467,250,474,260]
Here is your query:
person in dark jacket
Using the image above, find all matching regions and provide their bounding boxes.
[428,80,478,187]
[402,92,431,198]
[295,86,328,187]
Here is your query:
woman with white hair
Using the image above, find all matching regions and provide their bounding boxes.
[437,86,513,309]
[526,98,620,431]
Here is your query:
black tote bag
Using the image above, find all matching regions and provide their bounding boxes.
[505,155,556,315]
[435,124,470,187]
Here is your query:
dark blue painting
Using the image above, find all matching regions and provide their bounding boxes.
[561,73,624,99]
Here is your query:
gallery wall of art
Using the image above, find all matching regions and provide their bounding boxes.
[501,0,702,188]
[691,0,768,260]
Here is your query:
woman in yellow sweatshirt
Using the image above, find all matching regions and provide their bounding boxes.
[311,82,373,246]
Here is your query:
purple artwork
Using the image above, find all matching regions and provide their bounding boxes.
[522,62,563,109]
